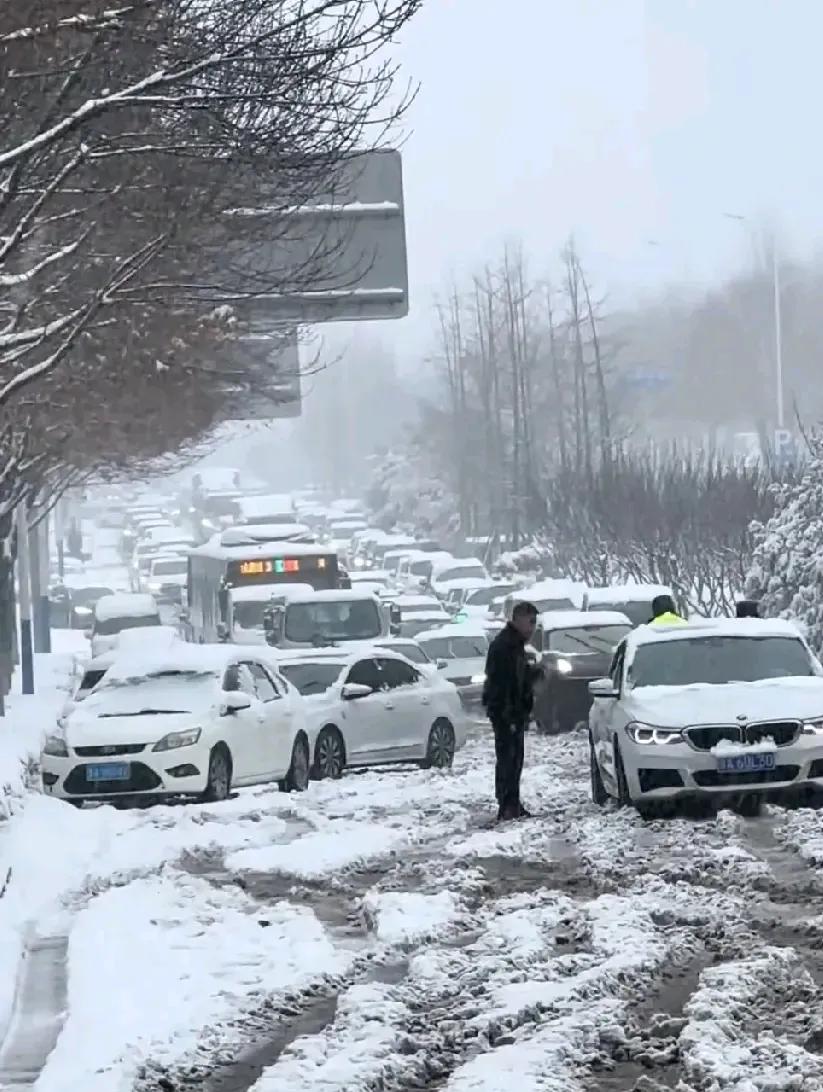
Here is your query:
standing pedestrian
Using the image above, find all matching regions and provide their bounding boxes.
[482,600,538,822]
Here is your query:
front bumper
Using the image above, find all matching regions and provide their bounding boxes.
[452,681,484,709]
[41,742,210,803]
[620,732,823,800]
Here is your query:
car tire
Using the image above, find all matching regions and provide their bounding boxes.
[421,719,455,770]
[69,799,84,809]
[201,745,232,803]
[614,740,633,808]
[589,734,609,807]
[281,735,310,793]
[312,727,346,781]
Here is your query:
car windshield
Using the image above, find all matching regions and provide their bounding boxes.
[233,601,268,629]
[77,668,106,694]
[71,587,113,606]
[466,585,513,607]
[419,635,488,660]
[380,643,429,664]
[629,635,816,688]
[279,662,343,695]
[548,625,631,654]
[410,560,433,576]
[399,618,446,638]
[437,565,486,582]
[284,599,381,643]
[590,599,655,627]
[152,559,186,576]
[533,597,575,613]
[94,613,161,637]
[93,670,216,713]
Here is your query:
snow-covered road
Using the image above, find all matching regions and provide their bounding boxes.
[6,727,823,1091]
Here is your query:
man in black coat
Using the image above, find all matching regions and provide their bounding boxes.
[482,601,538,822]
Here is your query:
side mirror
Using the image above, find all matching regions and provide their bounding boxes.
[221,692,252,715]
[436,658,448,671]
[341,682,373,701]
[589,677,619,699]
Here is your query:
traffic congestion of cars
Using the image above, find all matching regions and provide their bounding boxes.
[41,471,823,820]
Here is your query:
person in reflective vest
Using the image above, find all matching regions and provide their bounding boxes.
[648,594,686,625]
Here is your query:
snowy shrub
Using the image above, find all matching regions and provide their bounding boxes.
[747,436,823,650]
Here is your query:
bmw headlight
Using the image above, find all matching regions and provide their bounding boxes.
[43,733,69,757]
[626,722,682,745]
[152,728,201,752]
[802,717,823,735]
[555,658,573,675]
[471,673,485,685]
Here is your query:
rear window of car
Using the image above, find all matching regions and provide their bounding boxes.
[94,614,161,637]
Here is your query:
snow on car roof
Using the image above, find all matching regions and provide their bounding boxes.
[116,625,179,652]
[190,540,332,561]
[229,582,313,603]
[540,610,632,629]
[587,583,673,603]
[104,642,245,682]
[275,644,408,668]
[350,570,390,582]
[237,493,294,516]
[430,555,484,574]
[94,593,159,622]
[286,589,380,606]
[220,523,311,546]
[629,616,804,650]
[394,594,442,608]
[512,578,586,608]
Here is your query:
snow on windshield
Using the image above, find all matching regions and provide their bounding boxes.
[630,635,815,688]
[547,625,630,655]
[86,671,217,715]
[419,635,488,660]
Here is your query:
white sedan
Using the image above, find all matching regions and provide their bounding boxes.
[41,644,310,806]
[589,617,823,817]
[276,648,468,780]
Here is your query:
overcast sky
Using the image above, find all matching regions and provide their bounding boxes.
[339,0,823,364]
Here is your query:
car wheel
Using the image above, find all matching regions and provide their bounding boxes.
[281,735,310,793]
[201,746,232,803]
[613,740,633,808]
[69,799,84,809]
[421,719,455,770]
[312,727,346,781]
[589,734,608,807]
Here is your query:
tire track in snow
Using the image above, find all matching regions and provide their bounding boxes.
[0,934,68,1089]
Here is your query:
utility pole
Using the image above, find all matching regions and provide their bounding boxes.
[30,507,51,653]
[55,495,65,580]
[16,505,33,695]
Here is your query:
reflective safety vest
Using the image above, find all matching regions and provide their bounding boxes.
[651,611,686,625]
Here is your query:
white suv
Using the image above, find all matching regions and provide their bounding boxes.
[589,618,823,817]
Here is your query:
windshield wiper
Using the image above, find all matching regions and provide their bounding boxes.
[99,708,191,717]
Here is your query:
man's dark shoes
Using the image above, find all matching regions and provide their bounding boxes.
[497,804,518,822]
[517,804,533,819]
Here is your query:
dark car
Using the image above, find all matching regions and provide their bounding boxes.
[68,585,115,629]
[532,610,631,733]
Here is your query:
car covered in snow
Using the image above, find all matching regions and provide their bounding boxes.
[63,625,181,712]
[89,593,162,656]
[144,553,189,604]
[429,558,489,601]
[42,644,310,806]
[588,618,823,817]
[415,622,491,708]
[275,647,467,779]
[502,578,587,620]
[531,610,632,734]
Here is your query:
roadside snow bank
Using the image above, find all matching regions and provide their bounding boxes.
[36,872,352,1092]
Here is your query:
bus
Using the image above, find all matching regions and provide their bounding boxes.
[184,540,349,643]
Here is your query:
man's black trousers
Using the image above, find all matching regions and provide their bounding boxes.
[492,719,524,815]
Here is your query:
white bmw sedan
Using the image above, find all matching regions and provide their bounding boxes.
[41,645,310,806]
[276,648,468,780]
[589,618,823,817]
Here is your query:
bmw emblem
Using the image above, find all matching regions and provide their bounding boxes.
[736,714,748,722]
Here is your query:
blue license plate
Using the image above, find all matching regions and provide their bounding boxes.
[717,752,776,774]
[86,763,130,781]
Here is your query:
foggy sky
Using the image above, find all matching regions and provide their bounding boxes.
[376,0,823,362]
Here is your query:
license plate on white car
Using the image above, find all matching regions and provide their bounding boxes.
[86,763,130,781]
[716,752,776,774]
